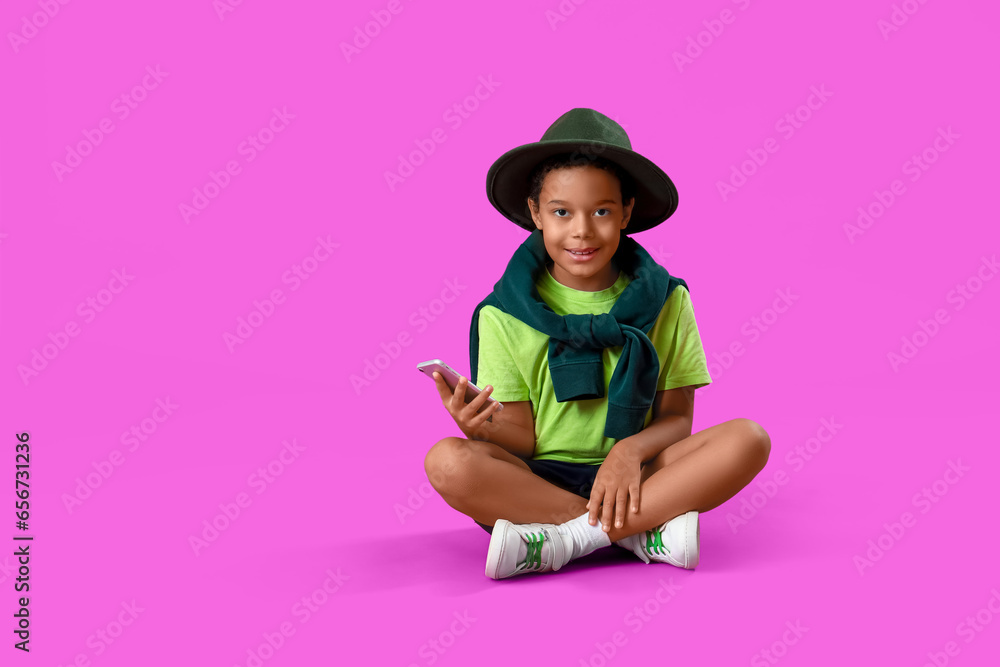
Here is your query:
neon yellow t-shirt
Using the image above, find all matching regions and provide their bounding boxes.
[475,266,712,464]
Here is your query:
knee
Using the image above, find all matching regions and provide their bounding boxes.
[730,418,771,468]
[424,437,461,486]
[424,437,479,496]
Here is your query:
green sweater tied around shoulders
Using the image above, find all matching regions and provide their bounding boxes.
[470,229,688,441]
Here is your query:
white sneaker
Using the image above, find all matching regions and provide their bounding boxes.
[485,520,572,580]
[616,511,700,569]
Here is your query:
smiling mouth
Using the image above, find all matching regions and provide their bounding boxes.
[566,248,598,255]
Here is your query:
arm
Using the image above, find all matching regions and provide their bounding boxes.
[431,372,536,458]
[463,307,537,456]
[470,398,536,459]
[616,384,696,463]
[589,286,710,529]
[587,385,696,531]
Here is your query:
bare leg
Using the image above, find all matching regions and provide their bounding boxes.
[424,417,770,544]
[603,418,771,542]
[424,437,589,527]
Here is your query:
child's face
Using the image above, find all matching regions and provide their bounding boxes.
[527,165,634,292]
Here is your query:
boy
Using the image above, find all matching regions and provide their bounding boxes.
[425,108,770,580]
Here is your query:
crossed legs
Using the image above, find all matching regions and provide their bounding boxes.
[424,418,770,543]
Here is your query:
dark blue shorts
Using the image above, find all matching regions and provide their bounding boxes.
[474,457,600,535]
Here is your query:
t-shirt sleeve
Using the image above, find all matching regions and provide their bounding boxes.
[475,306,531,402]
[652,286,713,391]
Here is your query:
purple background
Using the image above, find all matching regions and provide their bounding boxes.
[2,0,998,665]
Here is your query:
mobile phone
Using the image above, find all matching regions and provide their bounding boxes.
[416,359,504,412]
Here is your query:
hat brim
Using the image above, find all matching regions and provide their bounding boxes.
[486,140,678,234]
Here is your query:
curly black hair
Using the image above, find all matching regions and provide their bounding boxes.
[526,153,636,214]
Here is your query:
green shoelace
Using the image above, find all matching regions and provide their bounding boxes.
[645,529,670,556]
[521,531,545,570]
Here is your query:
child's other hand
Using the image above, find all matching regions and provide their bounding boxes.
[587,442,642,532]
[431,371,500,441]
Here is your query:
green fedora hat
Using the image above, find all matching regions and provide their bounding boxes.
[485,107,678,234]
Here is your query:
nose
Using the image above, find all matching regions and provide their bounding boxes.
[569,213,595,238]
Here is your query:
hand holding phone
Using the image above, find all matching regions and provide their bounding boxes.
[417,360,503,412]
[417,359,504,438]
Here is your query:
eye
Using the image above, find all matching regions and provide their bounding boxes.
[595,209,610,216]
[553,209,569,217]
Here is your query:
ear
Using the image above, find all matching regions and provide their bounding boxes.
[621,196,635,230]
[528,197,543,230]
